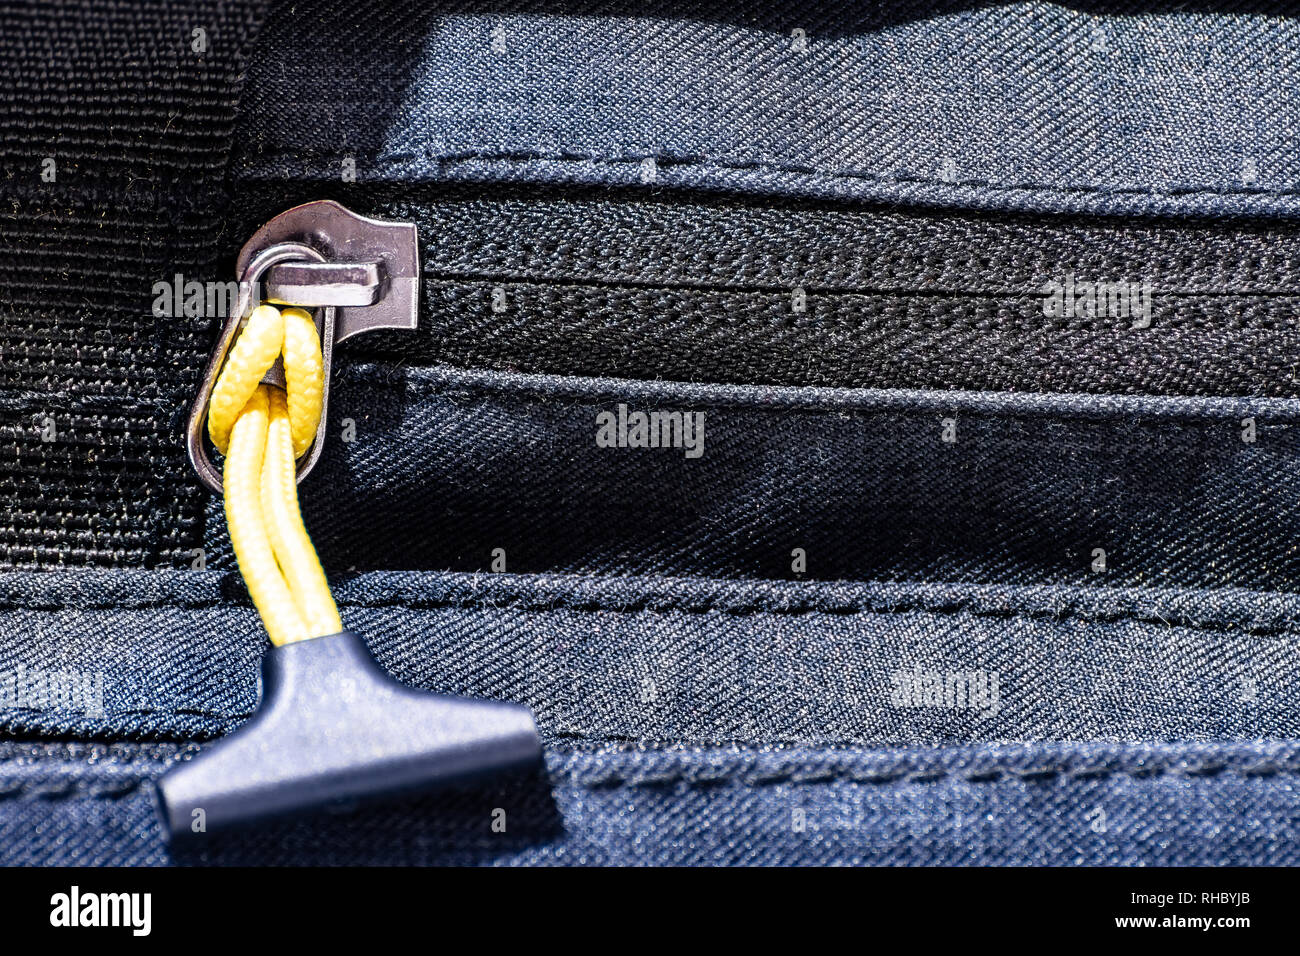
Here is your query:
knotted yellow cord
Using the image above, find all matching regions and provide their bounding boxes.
[208,304,341,646]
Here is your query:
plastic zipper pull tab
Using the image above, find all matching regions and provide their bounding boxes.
[158,631,542,840]
[186,200,421,493]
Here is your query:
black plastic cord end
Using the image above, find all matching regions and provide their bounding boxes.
[155,630,542,841]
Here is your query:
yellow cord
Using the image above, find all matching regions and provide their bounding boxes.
[209,304,342,646]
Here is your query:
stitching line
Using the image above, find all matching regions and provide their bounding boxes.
[563,761,1300,790]
[0,590,1295,639]
[423,271,1300,306]
[335,594,1300,640]
[337,366,1300,427]
[1,760,1297,802]
[1,707,246,723]
[237,148,1300,202]
[0,780,148,802]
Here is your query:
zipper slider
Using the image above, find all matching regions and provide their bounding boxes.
[186,200,420,492]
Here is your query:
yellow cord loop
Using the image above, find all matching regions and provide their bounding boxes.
[208,304,341,646]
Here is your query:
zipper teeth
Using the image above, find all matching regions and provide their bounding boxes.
[400,195,1300,294]
[339,277,1300,397]
[425,269,1300,300]
[234,189,1300,298]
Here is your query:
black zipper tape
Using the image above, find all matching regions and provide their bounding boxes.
[237,183,1300,397]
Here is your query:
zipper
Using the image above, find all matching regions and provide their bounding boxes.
[167,201,541,840]
[187,200,421,492]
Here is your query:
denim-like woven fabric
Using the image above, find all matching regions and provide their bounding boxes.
[236,1,1300,219]
[6,0,1300,867]
[1,568,1298,747]
[197,364,1300,593]
[2,570,1300,866]
[5,360,1297,864]
[4,738,1300,865]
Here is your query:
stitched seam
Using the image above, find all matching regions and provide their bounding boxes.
[0,748,194,765]
[424,271,1300,303]
[0,780,148,801]
[237,148,1300,201]
[333,595,1300,640]
[561,762,1300,790]
[0,763,1294,802]
[338,368,1300,427]
[1,707,246,722]
[0,590,1294,639]
[0,596,229,611]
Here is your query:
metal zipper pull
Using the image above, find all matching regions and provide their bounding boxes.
[186,200,421,492]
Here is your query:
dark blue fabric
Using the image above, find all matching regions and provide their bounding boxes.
[198,364,1300,592]
[9,0,1300,867]
[236,1,1300,219]
[3,567,1300,745]
[4,739,1300,865]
